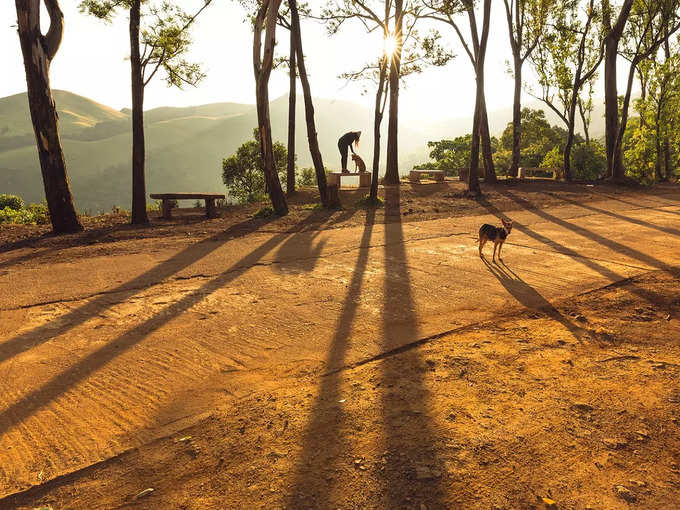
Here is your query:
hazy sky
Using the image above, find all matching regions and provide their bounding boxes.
[2,1,633,123]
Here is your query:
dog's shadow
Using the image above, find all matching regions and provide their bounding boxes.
[481,257,584,339]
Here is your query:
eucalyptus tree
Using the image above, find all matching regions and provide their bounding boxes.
[253,0,289,214]
[529,0,603,181]
[615,0,680,179]
[80,0,212,224]
[289,0,330,206]
[15,0,83,233]
[422,0,494,194]
[502,0,553,176]
[321,0,451,199]
[601,0,634,180]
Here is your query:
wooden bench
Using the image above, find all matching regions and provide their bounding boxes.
[409,169,445,182]
[518,167,559,179]
[150,193,225,219]
[327,172,371,188]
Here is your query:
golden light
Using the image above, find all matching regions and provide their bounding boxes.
[383,34,398,57]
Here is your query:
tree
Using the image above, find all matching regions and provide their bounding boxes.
[222,128,288,203]
[498,107,562,167]
[601,0,634,180]
[422,0,495,194]
[615,0,680,179]
[529,0,603,181]
[253,0,289,215]
[502,0,553,176]
[15,0,83,234]
[289,0,330,206]
[321,0,451,200]
[80,0,212,224]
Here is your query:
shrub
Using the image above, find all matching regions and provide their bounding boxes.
[0,194,24,211]
[297,167,316,187]
[0,201,49,225]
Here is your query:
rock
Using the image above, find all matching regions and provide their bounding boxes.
[614,485,636,502]
[575,314,588,323]
[603,438,628,450]
[135,488,155,499]
[628,479,647,487]
[668,392,680,403]
[571,402,594,412]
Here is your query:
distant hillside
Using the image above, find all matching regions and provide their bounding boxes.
[0,90,602,212]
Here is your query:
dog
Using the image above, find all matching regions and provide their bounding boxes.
[478,218,513,263]
[351,153,367,173]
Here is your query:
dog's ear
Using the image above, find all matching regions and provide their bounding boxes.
[502,218,513,227]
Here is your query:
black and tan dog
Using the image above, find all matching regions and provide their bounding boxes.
[478,218,513,263]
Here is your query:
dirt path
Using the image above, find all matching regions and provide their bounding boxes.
[0,186,679,505]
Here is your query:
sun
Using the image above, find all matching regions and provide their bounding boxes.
[383,34,398,57]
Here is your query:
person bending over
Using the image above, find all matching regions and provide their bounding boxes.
[337,131,361,173]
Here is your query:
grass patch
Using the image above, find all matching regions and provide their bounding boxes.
[253,206,276,218]
[301,203,324,211]
[355,195,384,208]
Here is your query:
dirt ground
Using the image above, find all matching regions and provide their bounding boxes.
[0,179,679,509]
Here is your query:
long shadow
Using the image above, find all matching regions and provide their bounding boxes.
[477,197,670,308]
[285,209,376,508]
[379,187,447,507]
[579,190,680,216]
[0,214,331,365]
[481,258,584,340]
[0,214,323,439]
[0,248,59,272]
[501,190,675,274]
[552,194,680,238]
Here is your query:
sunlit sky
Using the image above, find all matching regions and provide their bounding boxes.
[2,1,633,123]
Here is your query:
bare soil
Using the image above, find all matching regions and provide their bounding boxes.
[5,268,679,510]
[0,179,679,510]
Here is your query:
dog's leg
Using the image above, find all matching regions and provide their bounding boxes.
[492,241,498,263]
[498,241,503,263]
[478,237,486,258]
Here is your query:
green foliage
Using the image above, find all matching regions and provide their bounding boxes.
[622,117,657,184]
[0,194,24,211]
[571,141,607,180]
[499,108,563,168]
[0,201,49,225]
[79,0,211,89]
[253,206,275,218]
[222,128,287,204]
[297,167,316,187]
[416,134,498,175]
[541,142,606,180]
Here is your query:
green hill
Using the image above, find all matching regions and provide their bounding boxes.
[1,89,601,212]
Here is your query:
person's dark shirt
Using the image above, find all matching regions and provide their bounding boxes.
[338,132,359,153]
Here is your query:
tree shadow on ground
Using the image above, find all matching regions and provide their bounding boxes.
[0,212,333,439]
[284,208,376,508]
[378,186,447,508]
[549,194,680,237]
[477,195,672,310]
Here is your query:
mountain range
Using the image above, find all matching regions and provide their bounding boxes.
[0,90,604,212]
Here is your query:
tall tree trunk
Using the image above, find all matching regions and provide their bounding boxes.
[384,0,403,185]
[480,97,496,182]
[289,0,328,206]
[655,100,664,181]
[130,0,149,225]
[371,57,388,201]
[287,28,296,195]
[254,0,288,215]
[15,0,82,234]
[466,0,491,195]
[602,0,633,180]
[563,97,578,182]
[578,100,591,145]
[509,54,522,177]
[661,35,671,181]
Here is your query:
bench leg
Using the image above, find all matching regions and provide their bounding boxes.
[359,172,371,187]
[162,199,172,219]
[435,173,445,182]
[205,198,217,218]
[328,174,340,186]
